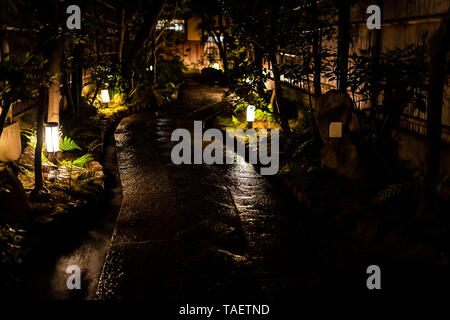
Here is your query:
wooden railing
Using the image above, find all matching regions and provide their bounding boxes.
[399,115,450,143]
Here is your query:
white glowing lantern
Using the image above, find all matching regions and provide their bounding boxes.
[149,65,154,71]
[101,89,110,103]
[247,105,256,122]
[212,63,220,70]
[45,122,59,153]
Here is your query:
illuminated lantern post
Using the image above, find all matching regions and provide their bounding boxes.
[45,122,59,153]
[247,105,256,128]
[101,88,110,104]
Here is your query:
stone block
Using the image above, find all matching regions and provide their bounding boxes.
[0,122,21,163]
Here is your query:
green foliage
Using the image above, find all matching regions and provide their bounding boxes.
[76,171,97,184]
[281,94,320,161]
[20,127,49,164]
[58,153,94,190]
[0,53,50,110]
[292,139,314,158]
[0,224,27,289]
[72,154,94,168]
[231,115,240,126]
[59,136,81,152]
[21,127,37,149]
[87,139,103,154]
[435,175,450,194]
[232,93,274,124]
[59,153,94,169]
[0,225,26,266]
[156,56,186,88]
[226,49,268,99]
[279,164,331,193]
[255,108,274,122]
[344,45,427,139]
[376,184,409,203]
[370,159,419,210]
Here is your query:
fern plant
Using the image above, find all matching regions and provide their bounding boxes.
[376,184,408,203]
[72,154,94,168]
[87,139,103,153]
[77,171,97,183]
[59,136,81,151]
[232,115,240,126]
[58,153,94,190]
[20,127,36,148]
[20,127,50,164]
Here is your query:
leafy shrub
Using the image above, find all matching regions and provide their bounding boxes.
[58,153,94,190]
[156,55,186,88]
[59,136,81,152]
[0,225,27,288]
[201,67,224,82]
[20,127,50,164]
[59,153,94,169]
[0,225,26,265]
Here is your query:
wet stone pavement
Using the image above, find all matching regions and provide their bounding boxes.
[96,82,343,301]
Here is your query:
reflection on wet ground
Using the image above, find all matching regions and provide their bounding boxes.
[96,82,334,300]
[21,81,450,300]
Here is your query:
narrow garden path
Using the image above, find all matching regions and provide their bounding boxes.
[96,81,359,300]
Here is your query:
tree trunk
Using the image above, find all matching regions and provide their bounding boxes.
[0,100,11,139]
[127,0,166,66]
[90,81,100,106]
[33,88,46,193]
[312,1,322,97]
[370,0,382,110]
[417,12,449,222]
[0,38,10,139]
[306,75,316,133]
[217,13,228,73]
[336,0,351,93]
[47,40,64,124]
[62,67,75,118]
[118,6,126,64]
[150,31,157,85]
[270,52,290,132]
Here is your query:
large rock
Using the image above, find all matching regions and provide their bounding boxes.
[0,122,22,163]
[316,90,364,180]
[19,146,35,170]
[86,160,103,172]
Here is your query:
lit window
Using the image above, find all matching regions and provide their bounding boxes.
[207,35,224,42]
[156,19,184,32]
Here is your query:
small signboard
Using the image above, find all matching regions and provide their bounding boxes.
[329,122,343,138]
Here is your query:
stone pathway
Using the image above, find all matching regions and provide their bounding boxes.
[96,82,341,300]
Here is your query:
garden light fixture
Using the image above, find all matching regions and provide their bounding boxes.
[101,89,110,104]
[45,122,59,153]
[247,105,256,123]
